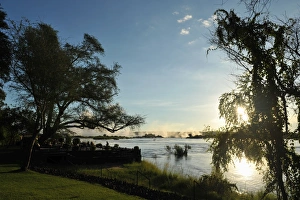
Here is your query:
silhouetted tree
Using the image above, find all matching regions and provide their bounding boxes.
[208,4,300,199]
[0,6,11,106]
[7,21,145,170]
[0,6,12,148]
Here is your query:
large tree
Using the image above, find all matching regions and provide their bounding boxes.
[208,6,300,200]
[8,21,145,170]
[0,6,12,147]
[0,6,11,106]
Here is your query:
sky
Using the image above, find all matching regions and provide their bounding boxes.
[2,0,300,135]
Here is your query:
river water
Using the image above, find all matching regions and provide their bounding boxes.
[82,137,300,193]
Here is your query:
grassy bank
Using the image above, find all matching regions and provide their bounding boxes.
[0,164,144,200]
[72,161,276,200]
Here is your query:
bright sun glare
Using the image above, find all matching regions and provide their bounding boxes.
[235,157,254,177]
[237,106,249,122]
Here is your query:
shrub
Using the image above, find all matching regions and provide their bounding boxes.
[166,144,191,157]
[72,138,80,146]
[195,172,237,199]
[90,142,96,151]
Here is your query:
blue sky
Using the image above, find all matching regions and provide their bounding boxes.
[2,0,300,134]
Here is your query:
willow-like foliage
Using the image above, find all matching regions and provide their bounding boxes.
[209,7,300,199]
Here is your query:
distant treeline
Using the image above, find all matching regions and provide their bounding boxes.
[78,131,299,140]
[75,133,164,140]
[187,131,300,140]
[186,131,217,139]
[133,133,164,138]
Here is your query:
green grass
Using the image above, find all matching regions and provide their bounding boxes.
[75,161,277,200]
[0,164,144,200]
[76,161,214,198]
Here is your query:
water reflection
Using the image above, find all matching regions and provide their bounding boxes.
[226,156,263,192]
[234,157,255,178]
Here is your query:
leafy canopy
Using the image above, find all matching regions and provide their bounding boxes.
[0,6,11,106]
[8,21,145,143]
[208,8,300,199]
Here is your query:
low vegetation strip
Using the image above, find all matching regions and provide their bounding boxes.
[31,166,191,200]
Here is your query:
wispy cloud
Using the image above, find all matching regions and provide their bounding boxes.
[172,11,179,15]
[201,20,211,27]
[183,6,191,11]
[188,40,196,45]
[177,15,192,23]
[198,15,217,27]
[180,27,190,35]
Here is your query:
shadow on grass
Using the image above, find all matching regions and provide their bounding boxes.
[0,168,23,173]
[0,164,23,173]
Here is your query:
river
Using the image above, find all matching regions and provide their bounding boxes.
[82,137,300,193]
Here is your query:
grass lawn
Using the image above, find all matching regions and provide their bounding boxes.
[0,164,144,200]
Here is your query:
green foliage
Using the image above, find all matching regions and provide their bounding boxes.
[196,172,237,199]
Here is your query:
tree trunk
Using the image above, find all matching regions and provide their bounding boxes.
[38,128,55,145]
[21,135,36,171]
[38,133,49,145]
[274,158,287,200]
[275,139,288,200]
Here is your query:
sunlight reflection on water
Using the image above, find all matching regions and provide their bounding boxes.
[226,157,264,192]
[235,157,255,177]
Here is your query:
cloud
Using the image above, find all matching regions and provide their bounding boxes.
[188,40,196,45]
[172,11,179,15]
[177,15,192,23]
[198,15,217,27]
[180,28,190,35]
[183,6,191,11]
[201,20,211,27]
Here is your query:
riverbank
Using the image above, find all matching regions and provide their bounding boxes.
[0,146,276,200]
[0,146,189,199]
